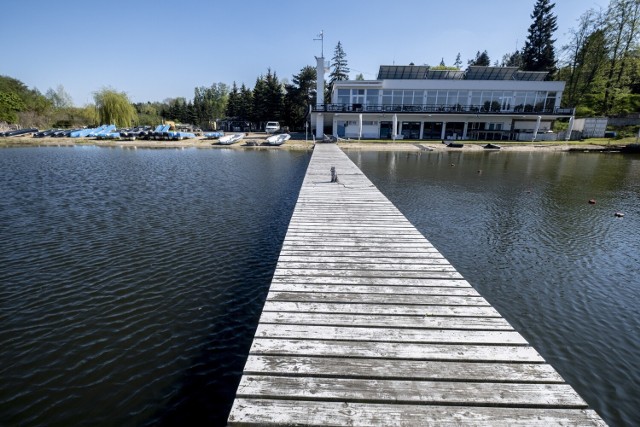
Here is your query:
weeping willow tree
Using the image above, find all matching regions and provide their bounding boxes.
[93,88,137,126]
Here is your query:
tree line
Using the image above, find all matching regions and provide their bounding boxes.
[1,0,638,132]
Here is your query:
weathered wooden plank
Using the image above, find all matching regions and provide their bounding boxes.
[235,376,587,407]
[242,355,562,382]
[270,276,471,287]
[288,224,418,231]
[275,261,456,272]
[273,268,463,279]
[257,312,510,330]
[266,291,487,306]
[277,255,449,264]
[262,301,502,317]
[249,339,545,362]
[229,399,607,426]
[268,283,479,296]
[279,249,443,257]
[254,324,527,345]
[281,241,437,250]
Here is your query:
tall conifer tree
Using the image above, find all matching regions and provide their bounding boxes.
[522,0,558,77]
[326,41,350,103]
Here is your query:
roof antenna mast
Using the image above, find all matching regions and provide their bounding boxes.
[314,30,324,58]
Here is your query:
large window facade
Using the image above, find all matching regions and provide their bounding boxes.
[335,88,559,112]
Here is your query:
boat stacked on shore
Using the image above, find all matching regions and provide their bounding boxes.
[217,133,245,145]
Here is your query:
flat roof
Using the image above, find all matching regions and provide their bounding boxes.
[377,65,549,81]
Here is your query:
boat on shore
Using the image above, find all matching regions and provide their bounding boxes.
[484,143,502,149]
[218,133,245,145]
[1,128,39,137]
[445,141,464,148]
[204,131,224,139]
[265,133,291,146]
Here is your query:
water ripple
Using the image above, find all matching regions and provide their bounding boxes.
[352,150,640,427]
[0,147,310,426]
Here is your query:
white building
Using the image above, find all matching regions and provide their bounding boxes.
[312,63,573,141]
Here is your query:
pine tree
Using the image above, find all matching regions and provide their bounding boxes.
[468,50,491,66]
[329,41,350,86]
[283,65,317,130]
[239,84,253,121]
[226,82,239,118]
[501,50,523,67]
[326,42,350,103]
[521,0,558,77]
[453,53,463,69]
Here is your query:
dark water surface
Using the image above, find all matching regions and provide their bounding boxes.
[2,146,639,426]
[347,149,640,427]
[0,146,311,426]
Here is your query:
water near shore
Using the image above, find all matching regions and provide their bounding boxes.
[1,146,638,426]
[0,146,311,426]
[348,149,640,427]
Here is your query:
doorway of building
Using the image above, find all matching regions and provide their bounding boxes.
[401,122,421,139]
[444,122,465,140]
[422,122,443,139]
[380,121,393,139]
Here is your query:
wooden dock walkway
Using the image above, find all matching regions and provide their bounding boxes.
[227,143,606,426]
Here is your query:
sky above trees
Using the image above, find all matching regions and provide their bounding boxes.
[0,0,610,106]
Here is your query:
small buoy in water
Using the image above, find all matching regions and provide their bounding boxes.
[588,199,596,204]
[477,170,482,174]
[450,163,455,167]
[615,212,625,217]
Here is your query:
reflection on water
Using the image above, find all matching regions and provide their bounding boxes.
[348,149,640,427]
[0,147,311,426]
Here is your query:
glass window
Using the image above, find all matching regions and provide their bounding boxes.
[470,91,481,108]
[414,90,424,105]
[457,91,468,107]
[382,90,392,105]
[392,90,403,105]
[366,89,379,106]
[337,89,350,105]
[426,90,437,106]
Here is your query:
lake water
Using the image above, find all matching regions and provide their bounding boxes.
[347,149,640,427]
[0,146,311,426]
[1,146,638,426]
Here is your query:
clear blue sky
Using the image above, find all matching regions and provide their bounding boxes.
[0,0,610,106]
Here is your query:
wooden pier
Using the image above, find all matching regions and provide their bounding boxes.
[227,143,606,426]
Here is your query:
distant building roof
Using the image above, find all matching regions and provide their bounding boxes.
[377,65,549,81]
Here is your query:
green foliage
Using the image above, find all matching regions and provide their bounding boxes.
[560,0,639,115]
[330,41,350,81]
[226,82,240,118]
[522,0,558,77]
[0,91,26,123]
[134,102,162,126]
[283,65,316,130]
[329,41,350,86]
[251,69,283,123]
[0,75,51,124]
[501,50,523,67]
[431,65,459,71]
[193,82,228,128]
[93,88,137,127]
[453,53,463,69]
[468,50,490,66]
[45,85,73,108]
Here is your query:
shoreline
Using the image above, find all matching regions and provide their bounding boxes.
[0,133,627,152]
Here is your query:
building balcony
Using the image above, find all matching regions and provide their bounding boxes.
[312,103,574,116]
